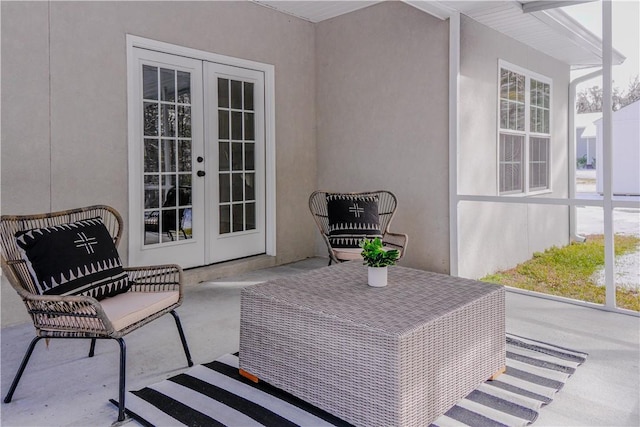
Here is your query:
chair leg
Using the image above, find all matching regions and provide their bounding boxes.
[6,336,128,423]
[115,338,126,422]
[170,310,193,367]
[4,336,43,403]
[88,338,97,357]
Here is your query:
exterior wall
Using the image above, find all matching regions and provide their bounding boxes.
[576,112,600,168]
[576,134,596,167]
[595,101,640,195]
[315,1,450,273]
[1,1,317,326]
[458,16,570,279]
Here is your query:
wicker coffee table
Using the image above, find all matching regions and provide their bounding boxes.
[239,262,505,427]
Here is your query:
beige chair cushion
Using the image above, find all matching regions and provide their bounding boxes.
[333,248,364,261]
[100,291,180,331]
[333,246,400,262]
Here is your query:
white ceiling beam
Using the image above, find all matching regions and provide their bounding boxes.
[521,1,597,14]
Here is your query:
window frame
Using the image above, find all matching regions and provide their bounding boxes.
[497,60,553,196]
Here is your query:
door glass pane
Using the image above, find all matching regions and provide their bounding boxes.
[162,176,177,207]
[143,64,193,245]
[144,139,159,172]
[219,142,230,171]
[245,173,255,200]
[160,68,175,102]
[218,78,229,108]
[178,140,192,172]
[161,209,177,242]
[180,208,192,238]
[161,105,176,137]
[220,205,230,234]
[232,173,243,201]
[144,103,158,136]
[231,80,242,109]
[144,210,160,245]
[219,111,229,139]
[144,175,159,208]
[178,106,191,137]
[246,202,256,230]
[143,66,158,100]
[218,77,257,235]
[219,173,230,203]
[232,142,243,170]
[244,82,254,110]
[232,204,243,232]
[245,143,254,170]
[161,139,176,172]
[179,173,192,190]
[244,113,254,140]
[177,71,190,103]
[231,112,243,140]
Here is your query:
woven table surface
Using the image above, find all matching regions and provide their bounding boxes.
[244,261,503,336]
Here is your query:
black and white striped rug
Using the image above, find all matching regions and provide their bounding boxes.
[117,334,587,427]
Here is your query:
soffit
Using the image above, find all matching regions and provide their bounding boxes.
[252,0,625,69]
[440,0,625,68]
[253,1,383,22]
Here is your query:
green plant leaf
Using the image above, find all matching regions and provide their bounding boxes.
[360,237,399,267]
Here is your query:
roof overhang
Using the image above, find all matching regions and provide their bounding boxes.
[253,0,625,69]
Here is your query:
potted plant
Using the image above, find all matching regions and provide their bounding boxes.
[360,237,399,287]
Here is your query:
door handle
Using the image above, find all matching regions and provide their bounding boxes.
[197,170,206,177]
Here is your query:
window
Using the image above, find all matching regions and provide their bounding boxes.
[498,62,551,194]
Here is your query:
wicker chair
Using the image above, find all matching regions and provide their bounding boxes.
[309,190,408,265]
[0,205,193,422]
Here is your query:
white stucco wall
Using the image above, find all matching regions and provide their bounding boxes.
[1,1,317,326]
[457,16,571,279]
[315,1,450,273]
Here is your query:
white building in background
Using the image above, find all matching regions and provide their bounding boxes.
[576,112,601,168]
[595,100,640,195]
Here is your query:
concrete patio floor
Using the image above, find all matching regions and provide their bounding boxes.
[1,257,639,427]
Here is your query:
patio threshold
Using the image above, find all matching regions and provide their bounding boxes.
[1,257,638,426]
[506,286,640,317]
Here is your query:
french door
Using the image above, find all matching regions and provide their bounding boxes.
[205,63,266,263]
[129,48,266,268]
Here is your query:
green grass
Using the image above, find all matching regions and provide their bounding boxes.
[481,234,640,311]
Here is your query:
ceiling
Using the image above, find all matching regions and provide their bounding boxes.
[253,0,625,69]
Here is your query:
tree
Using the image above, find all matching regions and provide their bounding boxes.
[576,75,640,113]
[624,76,640,105]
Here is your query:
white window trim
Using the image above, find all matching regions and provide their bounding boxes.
[497,60,553,196]
[126,35,277,259]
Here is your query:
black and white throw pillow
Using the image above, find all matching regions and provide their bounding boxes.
[15,218,130,300]
[327,194,382,248]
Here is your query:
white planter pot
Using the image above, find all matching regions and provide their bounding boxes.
[368,266,388,287]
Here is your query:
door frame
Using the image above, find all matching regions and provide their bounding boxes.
[126,35,276,266]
